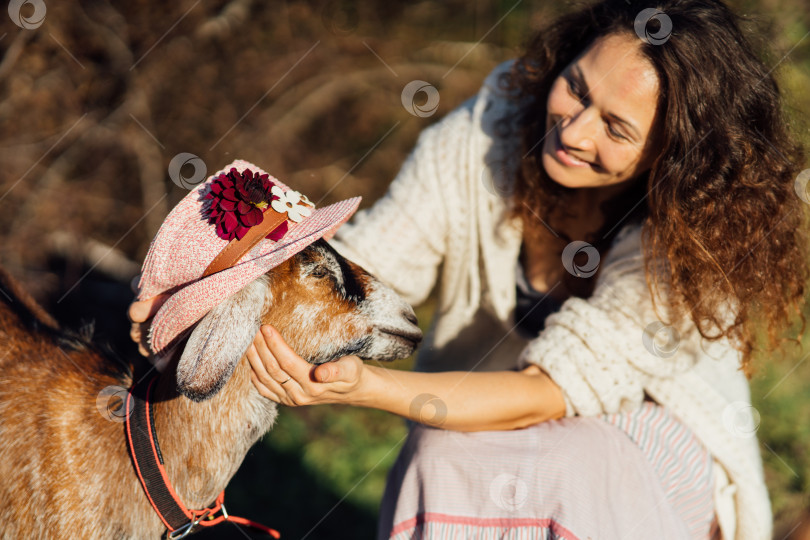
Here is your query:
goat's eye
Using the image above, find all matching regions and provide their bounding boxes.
[310,267,329,279]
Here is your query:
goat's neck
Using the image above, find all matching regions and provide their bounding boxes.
[150,358,278,509]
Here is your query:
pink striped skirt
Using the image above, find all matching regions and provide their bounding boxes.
[378,402,717,540]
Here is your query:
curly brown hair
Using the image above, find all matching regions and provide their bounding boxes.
[505,0,809,375]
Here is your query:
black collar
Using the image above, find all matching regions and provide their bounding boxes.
[125,376,280,539]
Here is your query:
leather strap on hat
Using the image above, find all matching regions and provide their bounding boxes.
[202,210,288,278]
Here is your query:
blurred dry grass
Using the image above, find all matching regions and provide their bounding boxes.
[1,0,809,538]
[0,0,541,299]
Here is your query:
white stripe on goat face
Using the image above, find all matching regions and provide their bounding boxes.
[262,239,421,365]
[175,239,421,401]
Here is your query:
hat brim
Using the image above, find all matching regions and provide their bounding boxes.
[148,196,360,353]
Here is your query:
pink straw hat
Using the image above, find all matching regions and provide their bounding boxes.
[137,159,361,354]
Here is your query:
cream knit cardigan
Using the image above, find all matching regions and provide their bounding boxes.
[330,62,771,540]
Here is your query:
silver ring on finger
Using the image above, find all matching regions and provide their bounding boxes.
[280,377,292,385]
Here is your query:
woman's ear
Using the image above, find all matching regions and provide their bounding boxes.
[176,277,268,402]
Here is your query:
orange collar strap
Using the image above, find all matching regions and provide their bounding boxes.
[125,376,281,539]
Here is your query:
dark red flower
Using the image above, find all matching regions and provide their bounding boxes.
[204,168,282,241]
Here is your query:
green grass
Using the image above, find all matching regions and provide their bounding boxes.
[749,319,810,531]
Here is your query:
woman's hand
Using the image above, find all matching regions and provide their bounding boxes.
[127,291,169,357]
[246,325,566,429]
[247,324,366,407]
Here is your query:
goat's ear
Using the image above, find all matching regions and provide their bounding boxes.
[176,277,268,402]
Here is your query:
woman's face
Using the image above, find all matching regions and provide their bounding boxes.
[542,33,660,192]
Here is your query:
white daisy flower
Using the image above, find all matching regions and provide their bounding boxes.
[271,186,313,223]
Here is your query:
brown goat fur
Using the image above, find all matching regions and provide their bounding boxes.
[0,240,421,538]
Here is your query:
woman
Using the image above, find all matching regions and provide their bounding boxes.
[130,0,808,538]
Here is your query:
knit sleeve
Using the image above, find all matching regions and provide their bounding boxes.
[518,231,704,418]
[329,103,473,307]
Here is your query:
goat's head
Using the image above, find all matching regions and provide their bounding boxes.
[174,239,422,401]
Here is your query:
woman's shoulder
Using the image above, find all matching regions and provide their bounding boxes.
[481,59,519,95]
[477,60,522,131]
[482,58,516,92]
[404,61,522,182]
[425,60,520,139]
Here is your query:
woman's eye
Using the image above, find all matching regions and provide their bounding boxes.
[567,78,583,99]
[607,124,627,141]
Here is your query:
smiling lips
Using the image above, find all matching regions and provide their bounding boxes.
[552,130,591,168]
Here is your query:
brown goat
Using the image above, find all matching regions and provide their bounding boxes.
[0,239,421,538]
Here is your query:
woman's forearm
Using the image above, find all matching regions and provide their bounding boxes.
[352,364,568,431]
[244,325,568,431]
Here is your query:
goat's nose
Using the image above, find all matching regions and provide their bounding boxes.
[403,309,418,326]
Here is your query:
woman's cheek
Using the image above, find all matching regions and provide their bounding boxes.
[599,143,642,179]
[546,79,576,123]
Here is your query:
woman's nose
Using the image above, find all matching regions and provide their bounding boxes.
[558,105,598,153]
